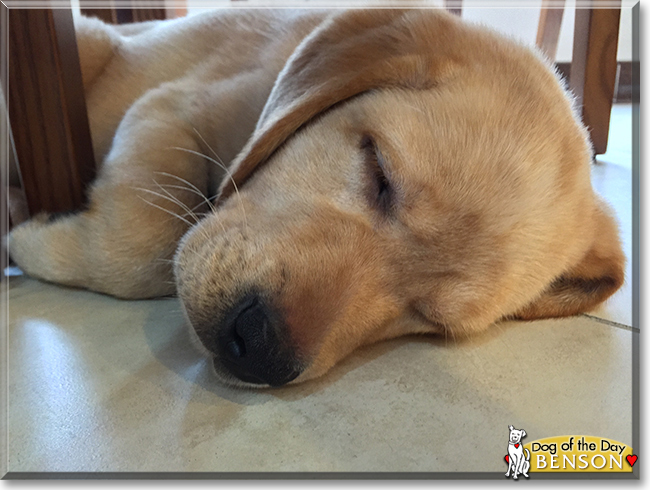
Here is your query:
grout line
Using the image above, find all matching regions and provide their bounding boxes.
[581,313,639,332]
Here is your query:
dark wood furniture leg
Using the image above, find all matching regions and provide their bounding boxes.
[444,0,462,16]
[570,2,621,155]
[6,7,96,216]
[81,4,118,24]
[536,0,566,61]
[82,1,167,25]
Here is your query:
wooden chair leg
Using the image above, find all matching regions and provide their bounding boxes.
[82,1,167,25]
[165,0,187,20]
[80,3,118,24]
[569,2,621,155]
[1,4,8,273]
[115,2,167,24]
[444,0,462,16]
[7,7,97,215]
[536,0,565,61]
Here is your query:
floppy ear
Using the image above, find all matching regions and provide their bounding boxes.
[514,199,625,320]
[216,8,461,202]
[521,430,526,438]
[509,425,514,431]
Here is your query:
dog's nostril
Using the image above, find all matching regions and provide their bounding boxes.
[215,293,301,386]
[226,338,246,358]
[218,295,261,362]
[234,297,269,348]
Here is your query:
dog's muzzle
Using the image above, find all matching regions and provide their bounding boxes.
[213,294,302,386]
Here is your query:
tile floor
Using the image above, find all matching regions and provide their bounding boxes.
[1,105,636,476]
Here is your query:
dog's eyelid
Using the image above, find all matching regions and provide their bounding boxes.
[360,133,391,170]
[360,134,400,193]
[364,137,410,201]
[360,133,399,216]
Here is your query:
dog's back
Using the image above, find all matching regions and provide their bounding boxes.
[74,10,327,164]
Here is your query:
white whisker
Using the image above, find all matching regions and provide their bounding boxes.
[135,187,200,225]
[156,183,214,208]
[187,193,220,213]
[136,195,194,227]
[192,128,249,232]
[169,145,249,230]
[153,171,216,213]
[153,179,201,224]
[156,258,175,264]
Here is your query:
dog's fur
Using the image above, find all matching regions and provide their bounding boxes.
[8,9,624,386]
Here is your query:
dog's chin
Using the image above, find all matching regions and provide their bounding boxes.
[209,357,305,389]
[209,360,271,389]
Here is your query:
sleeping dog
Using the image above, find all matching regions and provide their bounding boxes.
[8,9,624,386]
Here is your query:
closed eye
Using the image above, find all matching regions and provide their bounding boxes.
[360,134,393,215]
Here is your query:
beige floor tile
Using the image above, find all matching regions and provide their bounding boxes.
[5,277,633,473]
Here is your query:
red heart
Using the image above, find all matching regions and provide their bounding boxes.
[505,455,509,463]
[515,444,520,448]
[626,455,637,467]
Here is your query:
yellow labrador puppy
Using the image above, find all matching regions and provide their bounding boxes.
[8,9,624,387]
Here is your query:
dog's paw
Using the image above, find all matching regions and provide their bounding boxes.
[8,211,176,298]
[7,213,85,286]
[8,215,53,277]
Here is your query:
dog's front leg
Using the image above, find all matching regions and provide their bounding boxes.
[513,455,522,479]
[8,84,216,298]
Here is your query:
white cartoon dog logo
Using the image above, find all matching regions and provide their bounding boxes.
[505,425,530,479]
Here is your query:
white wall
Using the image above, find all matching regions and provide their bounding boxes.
[461,0,633,62]
[185,0,634,62]
[72,0,633,62]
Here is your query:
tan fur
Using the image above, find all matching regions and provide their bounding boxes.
[8,9,624,385]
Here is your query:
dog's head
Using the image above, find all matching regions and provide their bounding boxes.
[174,10,624,387]
[508,425,526,444]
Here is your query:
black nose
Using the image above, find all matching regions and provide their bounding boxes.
[216,294,301,386]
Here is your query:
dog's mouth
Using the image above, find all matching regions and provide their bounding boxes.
[212,358,301,388]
